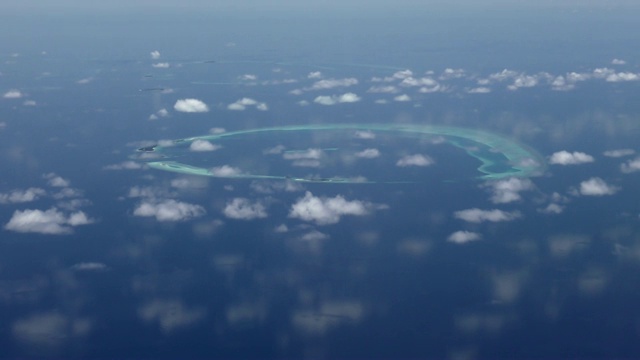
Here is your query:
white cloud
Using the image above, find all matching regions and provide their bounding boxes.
[508,74,538,90]
[289,191,376,225]
[301,229,329,242]
[313,92,361,105]
[592,67,615,79]
[448,231,481,244]
[283,148,323,160]
[76,77,93,84]
[256,102,268,111]
[223,198,267,220]
[621,157,640,174]
[250,180,302,194]
[263,145,286,155]
[238,74,257,81]
[4,208,93,234]
[354,130,375,139]
[23,100,36,106]
[274,224,289,233]
[454,208,521,223]
[210,165,242,177]
[612,58,626,65]
[400,76,438,87]
[540,203,564,215]
[209,127,226,134]
[309,78,358,90]
[307,71,322,79]
[3,89,23,99]
[485,177,533,204]
[43,173,70,187]
[150,50,161,59]
[367,85,398,93]
[152,62,170,68]
[0,188,46,204]
[489,69,518,82]
[355,148,380,159]
[139,299,206,333]
[603,149,635,158]
[133,200,205,222]
[174,98,209,113]
[156,108,169,118]
[579,177,619,196]
[440,68,465,79]
[393,94,411,102]
[12,312,91,348]
[396,154,433,167]
[606,72,640,82]
[227,97,267,111]
[103,161,144,170]
[71,262,108,271]
[549,151,594,165]
[467,87,491,94]
[189,140,221,152]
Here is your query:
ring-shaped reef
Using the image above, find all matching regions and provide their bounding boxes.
[140,124,545,183]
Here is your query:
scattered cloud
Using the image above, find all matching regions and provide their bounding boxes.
[355,148,380,159]
[309,78,358,90]
[606,72,640,82]
[396,154,433,167]
[549,151,594,165]
[12,312,91,349]
[189,140,221,152]
[71,262,108,271]
[393,94,411,102]
[152,62,170,68]
[603,149,635,158]
[76,77,93,85]
[621,157,640,173]
[150,50,161,59]
[210,165,242,177]
[0,188,46,204]
[149,108,169,120]
[313,92,361,105]
[289,191,378,225]
[467,87,491,94]
[448,231,482,244]
[250,180,302,194]
[43,173,70,187]
[454,208,521,223]
[209,127,226,134]
[307,71,322,79]
[103,161,144,170]
[138,299,206,333]
[133,199,205,222]
[300,229,329,242]
[611,58,626,65]
[354,130,375,139]
[238,74,257,81]
[367,85,398,93]
[227,97,268,111]
[579,177,619,196]
[23,100,36,106]
[5,208,93,234]
[3,89,23,98]
[485,177,534,204]
[223,198,267,220]
[174,98,209,113]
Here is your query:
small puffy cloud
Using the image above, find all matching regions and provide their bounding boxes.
[289,191,377,225]
[283,148,323,160]
[603,149,635,158]
[307,71,322,79]
[313,93,361,106]
[606,72,639,82]
[301,229,329,242]
[5,208,93,234]
[152,62,170,68]
[23,100,37,106]
[448,231,481,244]
[612,58,626,65]
[150,50,161,59]
[3,89,23,98]
[0,188,46,204]
[274,224,289,233]
[367,85,398,93]
[393,94,411,102]
[549,151,594,165]
[103,161,144,170]
[440,68,465,79]
[189,140,221,152]
[43,173,70,187]
[508,74,538,90]
[139,299,206,333]
[396,154,433,167]
[309,78,358,90]
[355,148,380,159]
[263,145,286,155]
[467,87,491,94]
[174,98,209,113]
[485,177,534,204]
[149,108,169,120]
[579,177,619,196]
[76,77,93,84]
[71,262,108,271]
[454,208,521,223]
[238,74,257,81]
[354,130,375,139]
[489,69,518,82]
[227,98,267,111]
[210,165,242,177]
[223,198,267,220]
[539,203,564,215]
[621,157,640,173]
[133,200,205,222]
